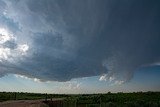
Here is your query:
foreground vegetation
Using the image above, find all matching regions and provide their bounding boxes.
[0,92,66,102]
[0,91,160,107]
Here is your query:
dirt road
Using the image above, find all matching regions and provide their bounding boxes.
[0,99,64,107]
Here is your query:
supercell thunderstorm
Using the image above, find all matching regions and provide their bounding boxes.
[0,0,160,83]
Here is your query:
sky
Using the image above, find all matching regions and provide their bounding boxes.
[0,0,160,94]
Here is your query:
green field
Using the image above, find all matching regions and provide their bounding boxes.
[0,92,160,107]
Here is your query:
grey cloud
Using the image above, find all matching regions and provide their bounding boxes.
[2,40,17,49]
[0,0,160,82]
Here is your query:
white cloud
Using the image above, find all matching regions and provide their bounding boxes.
[114,80,124,85]
[99,73,124,85]
[149,62,160,66]
[53,81,82,94]
[109,76,115,82]
[14,74,41,83]
[0,28,15,44]
[99,74,112,82]
[99,74,107,81]
[68,82,81,89]
[0,26,30,63]
[0,47,11,61]
[17,44,29,55]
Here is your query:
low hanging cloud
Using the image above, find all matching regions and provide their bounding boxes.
[0,0,160,82]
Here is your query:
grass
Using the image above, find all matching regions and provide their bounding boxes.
[0,91,160,107]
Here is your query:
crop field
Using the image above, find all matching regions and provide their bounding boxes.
[0,92,160,107]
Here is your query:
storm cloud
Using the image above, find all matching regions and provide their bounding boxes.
[0,0,160,82]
